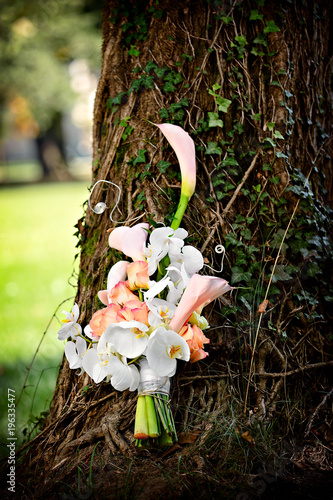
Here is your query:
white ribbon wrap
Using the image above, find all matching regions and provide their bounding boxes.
[137,357,170,396]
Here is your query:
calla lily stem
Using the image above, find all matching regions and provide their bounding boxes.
[170,193,190,230]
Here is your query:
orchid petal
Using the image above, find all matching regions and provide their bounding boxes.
[146,327,190,376]
[82,348,108,383]
[181,246,204,275]
[72,303,80,322]
[105,322,149,358]
[110,361,140,392]
[65,341,79,369]
[144,277,171,301]
[107,261,130,291]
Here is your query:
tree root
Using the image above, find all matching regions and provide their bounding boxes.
[58,400,135,460]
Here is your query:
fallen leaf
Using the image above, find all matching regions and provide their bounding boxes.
[257,299,269,314]
[178,430,200,444]
[241,431,255,445]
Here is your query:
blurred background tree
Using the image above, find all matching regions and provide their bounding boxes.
[0,0,104,180]
[0,0,104,461]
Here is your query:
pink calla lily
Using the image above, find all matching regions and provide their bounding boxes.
[108,223,149,261]
[169,274,232,333]
[157,123,196,199]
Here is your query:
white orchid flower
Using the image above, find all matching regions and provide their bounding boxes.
[57,303,82,340]
[104,320,149,358]
[169,245,204,277]
[144,227,188,275]
[82,332,140,391]
[65,336,87,369]
[146,326,190,377]
[143,276,171,301]
[146,298,177,326]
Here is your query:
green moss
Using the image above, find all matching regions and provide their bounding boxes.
[78,269,93,288]
[82,228,101,257]
[114,143,130,174]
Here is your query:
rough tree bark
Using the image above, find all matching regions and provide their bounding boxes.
[5,0,333,498]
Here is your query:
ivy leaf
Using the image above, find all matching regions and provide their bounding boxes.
[251,113,261,121]
[240,228,252,240]
[267,122,275,130]
[235,35,248,46]
[219,156,239,167]
[133,149,147,165]
[264,20,280,33]
[128,46,140,56]
[271,265,293,283]
[157,160,171,173]
[276,151,288,159]
[231,266,253,284]
[274,130,284,139]
[216,96,232,113]
[264,137,276,147]
[233,122,244,134]
[249,9,263,21]
[159,108,169,119]
[253,33,268,47]
[221,16,233,24]
[251,47,265,56]
[212,83,221,92]
[208,112,223,128]
[205,142,222,155]
[163,81,176,93]
[154,67,166,78]
[270,230,289,252]
[284,89,293,98]
[109,92,125,106]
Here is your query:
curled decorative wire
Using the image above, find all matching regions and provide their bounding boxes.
[204,244,226,273]
[88,179,144,224]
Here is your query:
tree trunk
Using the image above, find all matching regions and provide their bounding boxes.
[4,0,333,498]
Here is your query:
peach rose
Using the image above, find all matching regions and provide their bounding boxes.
[109,281,138,306]
[127,261,149,290]
[117,300,149,325]
[179,323,210,363]
[89,303,121,337]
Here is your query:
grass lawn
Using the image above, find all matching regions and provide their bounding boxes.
[0,181,90,456]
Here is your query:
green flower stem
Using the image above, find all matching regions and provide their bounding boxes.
[158,429,174,447]
[145,395,160,438]
[155,193,190,283]
[170,193,190,230]
[134,396,149,439]
[156,255,170,282]
[163,394,177,438]
[153,395,169,432]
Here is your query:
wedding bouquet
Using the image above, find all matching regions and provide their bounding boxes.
[57,124,232,447]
